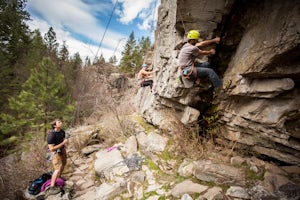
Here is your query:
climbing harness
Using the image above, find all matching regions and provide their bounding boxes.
[181,62,197,80]
[138,78,146,86]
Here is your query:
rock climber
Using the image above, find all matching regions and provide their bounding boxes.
[178,30,228,90]
[137,63,158,93]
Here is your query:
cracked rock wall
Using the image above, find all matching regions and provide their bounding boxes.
[135,0,300,165]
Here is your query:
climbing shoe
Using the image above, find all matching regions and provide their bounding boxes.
[46,186,61,196]
[223,80,232,92]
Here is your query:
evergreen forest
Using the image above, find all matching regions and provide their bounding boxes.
[0,0,152,157]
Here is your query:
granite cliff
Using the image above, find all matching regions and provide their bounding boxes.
[135,0,300,165]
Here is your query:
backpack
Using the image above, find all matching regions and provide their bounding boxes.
[40,177,65,192]
[28,172,52,195]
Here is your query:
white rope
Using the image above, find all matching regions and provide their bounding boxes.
[93,0,119,64]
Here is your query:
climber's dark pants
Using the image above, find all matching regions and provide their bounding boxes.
[141,80,153,89]
[195,62,222,88]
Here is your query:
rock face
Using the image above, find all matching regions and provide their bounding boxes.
[135,0,300,165]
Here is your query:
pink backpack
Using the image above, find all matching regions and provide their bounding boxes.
[40,177,65,192]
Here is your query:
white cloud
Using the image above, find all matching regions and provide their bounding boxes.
[27,0,128,62]
[138,0,159,31]
[27,0,124,43]
[27,16,125,63]
[28,0,97,30]
[26,0,159,63]
[116,0,155,25]
[65,38,123,64]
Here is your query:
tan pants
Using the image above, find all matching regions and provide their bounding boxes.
[52,149,67,171]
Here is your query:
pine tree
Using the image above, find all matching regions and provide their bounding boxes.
[71,52,82,70]
[59,41,69,69]
[132,45,142,73]
[15,30,48,85]
[119,33,152,73]
[69,52,82,85]
[119,31,136,72]
[109,55,117,65]
[0,0,31,112]
[44,27,59,61]
[84,56,91,67]
[0,57,74,153]
[0,0,30,65]
[132,36,152,73]
[98,53,106,64]
[26,30,48,68]
[140,36,151,56]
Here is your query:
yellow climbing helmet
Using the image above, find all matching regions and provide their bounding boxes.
[187,30,200,40]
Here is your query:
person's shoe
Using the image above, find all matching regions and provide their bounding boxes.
[152,90,158,95]
[213,87,222,97]
[223,80,232,92]
[46,186,61,196]
[199,82,212,90]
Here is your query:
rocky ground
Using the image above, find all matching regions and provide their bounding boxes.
[24,113,300,200]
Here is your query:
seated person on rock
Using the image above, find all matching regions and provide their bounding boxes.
[178,30,228,90]
[137,63,158,93]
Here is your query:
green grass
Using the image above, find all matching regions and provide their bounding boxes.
[159,150,175,161]
[245,167,264,181]
[175,173,186,183]
[158,196,166,200]
[148,160,160,171]
[143,191,158,199]
[134,115,155,132]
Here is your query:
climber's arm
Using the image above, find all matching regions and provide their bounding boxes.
[142,68,158,76]
[196,37,220,47]
[199,49,216,56]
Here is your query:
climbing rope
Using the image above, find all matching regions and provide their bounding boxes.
[99,153,146,179]
[93,0,119,64]
[178,5,187,35]
[123,153,146,171]
[109,153,145,171]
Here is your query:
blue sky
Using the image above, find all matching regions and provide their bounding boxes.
[26,0,160,63]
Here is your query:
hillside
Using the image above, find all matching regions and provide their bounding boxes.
[2,74,298,199]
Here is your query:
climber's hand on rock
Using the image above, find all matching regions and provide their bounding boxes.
[214,37,220,44]
[210,49,216,55]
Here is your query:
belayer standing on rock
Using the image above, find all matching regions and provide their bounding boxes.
[178,30,229,90]
[47,119,68,196]
[137,63,158,93]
